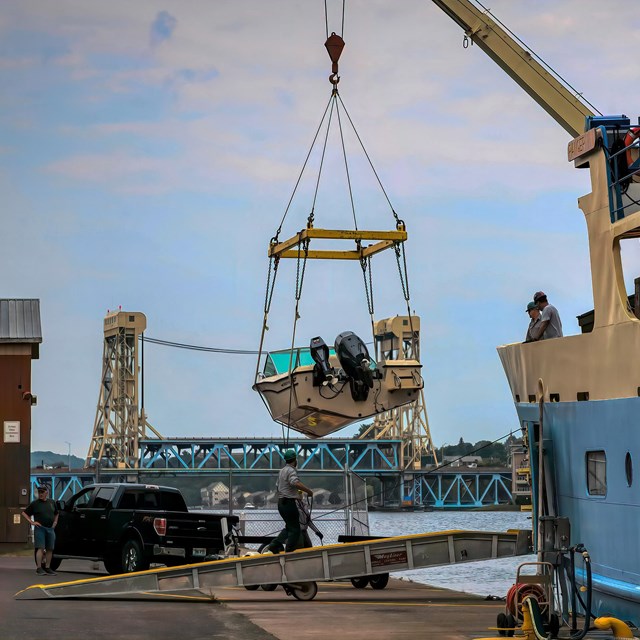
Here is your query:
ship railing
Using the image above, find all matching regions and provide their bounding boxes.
[605,131,640,223]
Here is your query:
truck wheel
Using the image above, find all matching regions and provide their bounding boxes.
[260,583,278,591]
[121,539,149,573]
[350,577,369,589]
[244,584,260,591]
[369,573,389,590]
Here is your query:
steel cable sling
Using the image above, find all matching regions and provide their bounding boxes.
[255,0,417,441]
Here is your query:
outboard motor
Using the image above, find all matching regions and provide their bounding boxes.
[334,331,374,401]
[310,336,337,386]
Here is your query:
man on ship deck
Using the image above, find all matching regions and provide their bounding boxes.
[524,301,541,342]
[529,291,563,341]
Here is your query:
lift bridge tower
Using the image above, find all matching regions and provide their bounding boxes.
[85,310,162,469]
[359,316,438,470]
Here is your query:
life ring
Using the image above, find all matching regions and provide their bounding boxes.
[624,127,640,182]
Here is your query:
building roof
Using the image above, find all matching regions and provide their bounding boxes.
[0,299,42,343]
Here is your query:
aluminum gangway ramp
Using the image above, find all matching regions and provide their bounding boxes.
[15,529,531,601]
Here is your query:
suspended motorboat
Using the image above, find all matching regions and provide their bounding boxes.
[252,29,425,438]
[254,317,423,438]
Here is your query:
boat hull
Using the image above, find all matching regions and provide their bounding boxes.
[254,361,422,437]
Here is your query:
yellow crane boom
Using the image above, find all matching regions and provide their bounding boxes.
[431,0,594,137]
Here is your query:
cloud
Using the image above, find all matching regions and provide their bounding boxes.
[150,10,177,48]
[1,0,639,454]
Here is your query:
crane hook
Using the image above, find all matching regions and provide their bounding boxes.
[325,32,345,86]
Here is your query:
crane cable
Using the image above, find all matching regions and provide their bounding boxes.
[140,335,259,354]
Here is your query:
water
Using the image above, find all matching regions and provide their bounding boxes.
[368,510,535,597]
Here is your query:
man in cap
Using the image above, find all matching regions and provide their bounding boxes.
[529,291,563,341]
[268,449,314,553]
[524,301,542,342]
[22,485,59,575]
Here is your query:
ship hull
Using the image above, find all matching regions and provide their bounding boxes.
[514,397,640,625]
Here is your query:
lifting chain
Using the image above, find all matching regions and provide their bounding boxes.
[263,250,280,316]
[394,241,411,303]
[359,253,375,316]
[294,236,310,301]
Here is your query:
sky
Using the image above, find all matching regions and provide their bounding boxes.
[2,1,640,458]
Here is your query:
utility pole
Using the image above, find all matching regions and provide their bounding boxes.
[65,441,71,470]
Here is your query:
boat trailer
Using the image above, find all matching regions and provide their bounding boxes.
[16,528,531,601]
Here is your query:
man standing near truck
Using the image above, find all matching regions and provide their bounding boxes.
[22,485,58,575]
[272,449,314,552]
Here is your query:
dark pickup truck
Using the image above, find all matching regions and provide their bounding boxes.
[51,483,239,574]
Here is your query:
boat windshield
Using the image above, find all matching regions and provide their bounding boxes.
[263,347,376,376]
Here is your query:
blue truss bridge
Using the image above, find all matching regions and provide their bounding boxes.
[32,437,514,509]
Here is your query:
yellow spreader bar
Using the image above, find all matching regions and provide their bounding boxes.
[268,227,407,260]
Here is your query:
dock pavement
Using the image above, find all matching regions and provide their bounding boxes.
[0,556,506,639]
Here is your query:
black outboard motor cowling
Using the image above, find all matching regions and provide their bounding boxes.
[310,336,336,386]
[334,331,374,401]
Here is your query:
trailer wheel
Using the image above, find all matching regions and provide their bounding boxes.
[290,581,318,601]
[260,583,278,591]
[505,613,516,637]
[546,613,560,638]
[496,612,508,636]
[369,573,389,590]
[350,577,369,589]
[244,584,260,591]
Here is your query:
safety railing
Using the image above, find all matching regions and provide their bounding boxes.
[605,129,640,223]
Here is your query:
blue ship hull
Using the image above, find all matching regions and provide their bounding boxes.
[515,398,640,625]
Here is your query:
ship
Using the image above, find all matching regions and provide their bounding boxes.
[430,0,640,627]
[498,118,640,624]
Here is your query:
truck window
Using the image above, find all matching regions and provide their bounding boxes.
[69,488,94,509]
[119,491,137,509]
[139,492,158,509]
[92,487,115,509]
[161,490,187,511]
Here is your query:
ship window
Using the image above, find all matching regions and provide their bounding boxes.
[625,452,633,487]
[586,450,606,496]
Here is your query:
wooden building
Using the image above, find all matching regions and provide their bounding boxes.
[0,299,41,543]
